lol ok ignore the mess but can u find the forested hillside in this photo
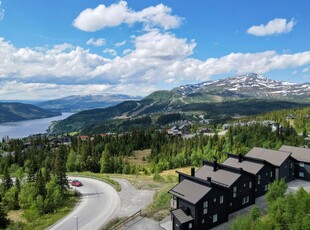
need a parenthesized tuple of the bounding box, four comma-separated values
(239, 106, 310, 133)
(0, 106, 309, 228)
(0, 103, 61, 123)
(52, 99, 308, 134)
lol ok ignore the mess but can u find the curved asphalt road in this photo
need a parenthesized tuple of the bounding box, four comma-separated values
(48, 176, 120, 230)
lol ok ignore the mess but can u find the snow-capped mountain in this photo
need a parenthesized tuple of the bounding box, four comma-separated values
(37, 94, 142, 112)
(172, 73, 310, 102)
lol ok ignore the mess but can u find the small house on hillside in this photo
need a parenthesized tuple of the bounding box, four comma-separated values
(246, 147, 295, 183)
(279, 145, 310, 181)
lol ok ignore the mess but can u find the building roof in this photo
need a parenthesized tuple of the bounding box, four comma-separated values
(279, 145, 310, 163)
(171, 208, 194, 224)
(246, 147, 291, 167)
(222, 157, 264, 175)
(195, 165, 241, 187)
(169, 179, 211, 204)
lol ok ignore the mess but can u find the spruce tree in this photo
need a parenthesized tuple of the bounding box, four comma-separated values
(0, 203, 9, 229)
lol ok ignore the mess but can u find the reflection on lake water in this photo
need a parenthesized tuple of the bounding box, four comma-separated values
(0, 113, 73, 140)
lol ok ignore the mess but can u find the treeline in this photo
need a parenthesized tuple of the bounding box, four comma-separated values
(149, 124, 303, 172)
(241, 106, 310, 133)
(0, 123, 305, 177)
(229, 180, 310, 229)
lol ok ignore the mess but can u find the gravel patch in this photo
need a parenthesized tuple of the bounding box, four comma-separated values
(113, 178, 155, 218)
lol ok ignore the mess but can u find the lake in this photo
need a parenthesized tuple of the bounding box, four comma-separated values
(0, 113, 73, 140)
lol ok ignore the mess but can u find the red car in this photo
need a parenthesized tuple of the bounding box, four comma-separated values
(70, 180, 83, 187)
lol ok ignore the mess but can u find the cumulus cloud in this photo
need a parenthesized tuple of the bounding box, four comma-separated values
(103, 48, 117, 56)
(247, 18, 296, 36)
(86, 37, 106, 46)
(1, 34, 310, 99)
(0, 1, 4, 21)
(131, 30, 196, 60)
(73, 1, 182, 32)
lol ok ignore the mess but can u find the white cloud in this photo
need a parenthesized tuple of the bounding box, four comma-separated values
(130, 30, 196, 60)
(1, 34, 310, 100)
(302, 67, 309, 73)
(103, 48, 117, 56)
(247, 18, 296, 36)
(0, 81, 112, 100)
(73, 1, 182, 32)
(86, 37, 106, 47)
(115, 40, 126, 47)
(0, 1, 4, 21)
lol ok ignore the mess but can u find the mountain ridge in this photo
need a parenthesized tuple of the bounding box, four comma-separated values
(37, 93, 142, 112)
(51, 73, 310, 134)
(172, 73, 310, 102)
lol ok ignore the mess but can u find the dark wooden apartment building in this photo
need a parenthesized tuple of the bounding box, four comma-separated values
(169, 145, 310, 230)
(223, 153, 274, 198)
(279, 145, 310, 181)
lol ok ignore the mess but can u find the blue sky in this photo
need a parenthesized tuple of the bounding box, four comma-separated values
(0, 0, 309, 100)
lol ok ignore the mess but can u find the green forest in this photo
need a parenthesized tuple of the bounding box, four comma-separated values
(0, 106, 309, 228)
(229, 180, 310, 230)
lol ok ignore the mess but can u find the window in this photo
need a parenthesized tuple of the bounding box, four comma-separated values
(220, 195, 224, 204)
(244, 183, 246, 187)
(189, 223, 193, 229)
(213, 198, 217, 203)
(203, 201, 208, 214)
(266, 172, 268, 176)
(264, 185, 268, 191)
(299, 172, 305, 177)
(257, 175, 261, 185)
(249, 181, 252, 189)
(243, 196, 250, 204)
(299, 162, 305, 167)
(270, 171, 273, 177)
(233, 186, 237, 198)
(290, 163, 293, 169)
(230, 202, 232, 206)
(213, 214, 218, 223)
(201, 219, 205, 224)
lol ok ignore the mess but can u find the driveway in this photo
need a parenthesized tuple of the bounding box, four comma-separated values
(48, 176, 120, 230)
(114, 178, 155, 217)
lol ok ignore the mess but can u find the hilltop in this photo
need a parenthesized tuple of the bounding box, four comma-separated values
(0, 102, 61, 123)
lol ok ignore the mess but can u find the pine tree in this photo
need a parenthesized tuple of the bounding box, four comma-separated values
(0, 203, 9, 229)
(53, 145, 68, 193)
(2, 164, 13, 193)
